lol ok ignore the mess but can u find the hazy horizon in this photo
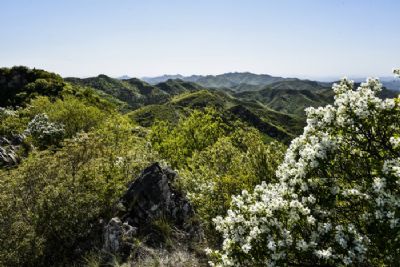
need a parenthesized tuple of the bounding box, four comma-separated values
(1, 0, 399, 79)
(65, 71, 400, 83)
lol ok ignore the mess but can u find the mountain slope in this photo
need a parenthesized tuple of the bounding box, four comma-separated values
(65, 76, 203, 109)
(129, 89, 304, 143)
(234, 80, 398, 118)
(66, 74, 399, 143)
(66, 75, 167, 109)
(233, 80, 332, 116)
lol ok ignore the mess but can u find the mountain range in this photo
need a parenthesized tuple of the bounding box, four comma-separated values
(141, 72, 288, 88)
(140, 72, 400, 91)
(64, 72, 398, 144)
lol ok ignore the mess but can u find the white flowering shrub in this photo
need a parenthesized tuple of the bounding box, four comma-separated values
(26, 113, 65, 148)
(0, 107, 16, 118)
(208, 75, 400, 266)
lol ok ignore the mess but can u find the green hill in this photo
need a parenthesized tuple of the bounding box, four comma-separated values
(65, 76, 203, 109)
(65, 73, 399, 143)
(129, 89, 302, 143)
(234, 81, 333, 117)
(0, 66, 67, 107)
(66, 75, 169, 109)
(155, 79, 204, 95)
(233, 80, 398, 117)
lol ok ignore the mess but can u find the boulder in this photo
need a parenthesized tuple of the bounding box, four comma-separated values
(0, 134, 25, 167)
(103, 163, 202, 257)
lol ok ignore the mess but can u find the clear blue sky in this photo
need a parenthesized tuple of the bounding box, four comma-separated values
(1, 0, 399, 79)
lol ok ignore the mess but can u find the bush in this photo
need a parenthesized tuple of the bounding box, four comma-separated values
(150, 108, 228, 169)
(26, 113, 65, 148)
(0, 107, 29, 137)
(209, 74, 400, 266)
(178, 127, 285, 240)
(0, 115, 159, 266)
(28, 96, 107, 138)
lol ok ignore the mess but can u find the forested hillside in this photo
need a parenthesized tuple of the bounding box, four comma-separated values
(1, 66, 399, 267)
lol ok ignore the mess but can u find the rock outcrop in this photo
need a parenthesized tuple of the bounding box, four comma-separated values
(0, 134, 25, 167)
(103, 163, 202, 257)
(103, 217, 137, 256)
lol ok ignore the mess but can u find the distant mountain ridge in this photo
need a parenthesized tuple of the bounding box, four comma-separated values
(141, 72, 288, 88)
(379, 77, 400, 91)
(141, 72, 400, 91)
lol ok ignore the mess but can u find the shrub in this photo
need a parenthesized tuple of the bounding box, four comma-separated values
(0, 115, 158, 266)
(178, 127, 285, 240)
(209, 74, 400, 266)
(28, 96, 107, 138)
(25, 113, 64, 148)
(0, 107, 29, 137)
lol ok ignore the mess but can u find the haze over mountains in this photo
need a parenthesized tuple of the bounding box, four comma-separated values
(138, 72, 400, 91)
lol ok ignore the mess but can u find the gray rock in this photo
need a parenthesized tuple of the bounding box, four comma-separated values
(103, 163, 202, 257)
(0, 134, 25, 167)
(103, 217, 137, 254)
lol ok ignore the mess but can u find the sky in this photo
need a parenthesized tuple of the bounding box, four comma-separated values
(1, 0, 399, 79)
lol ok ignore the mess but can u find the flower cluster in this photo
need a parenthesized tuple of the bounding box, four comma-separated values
(0, 107, 16, 118)
(208, 73, 400, 266)
(26, 113, 65, 148)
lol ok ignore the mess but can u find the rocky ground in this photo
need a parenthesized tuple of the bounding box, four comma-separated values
(102, 163, 207, 266)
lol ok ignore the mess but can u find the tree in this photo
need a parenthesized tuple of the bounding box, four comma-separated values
(150, 108, 228, 168)
(178, 127, 285, 241)
(209, 72, 400, 266)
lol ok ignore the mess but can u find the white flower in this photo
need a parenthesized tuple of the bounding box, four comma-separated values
(267, 240, 276, 251)
(315, 247, 333, 259)
(390, 137, 400, 149)
(241, 243, 251, 253)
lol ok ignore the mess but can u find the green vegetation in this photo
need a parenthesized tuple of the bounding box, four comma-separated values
(0, 116, 158, 266)
(0, 66, 67, 107)
(150, 108, 228, 169)
(234, 81, 333, 116)
(149, 108, 286, 242)
(177, 127, 285, 239)
(0, 67, 159, 266)
(1, 66, 399, 266)
(65, 76, 202, 110)
(67, 74, 303, 141)
(0, 67, 292, 265)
